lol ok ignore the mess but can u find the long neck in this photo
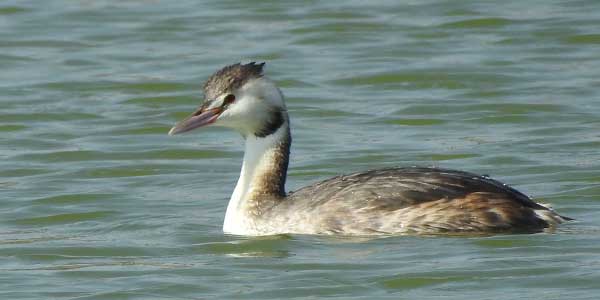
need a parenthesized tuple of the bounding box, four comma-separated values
(223, 119, 291, 233)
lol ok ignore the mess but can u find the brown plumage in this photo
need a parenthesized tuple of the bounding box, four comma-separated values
(169, 62, 571, 236)
(258, 167, 570, 235)
(244, 126, 291, 217)
(203, 62, 265, 101)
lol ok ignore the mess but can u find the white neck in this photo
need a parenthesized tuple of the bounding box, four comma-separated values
(223, 122, 290, 235)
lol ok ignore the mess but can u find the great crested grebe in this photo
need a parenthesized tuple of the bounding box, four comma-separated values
(168, 62, 570, 236)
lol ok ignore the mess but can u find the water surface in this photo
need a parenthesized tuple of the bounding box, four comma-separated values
(2, 0, 600, 299)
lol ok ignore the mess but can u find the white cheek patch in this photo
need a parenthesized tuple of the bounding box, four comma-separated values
(240, 78, 285, 108)
(207, 96, 225, 110)
(210, 77, 286, 136)
(217, 96, 267, 129)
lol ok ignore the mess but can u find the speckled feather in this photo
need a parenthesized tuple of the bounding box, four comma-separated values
(203, 62, 265, 100)
(173, 63, 569, 236)
(255, 167, 565, 235)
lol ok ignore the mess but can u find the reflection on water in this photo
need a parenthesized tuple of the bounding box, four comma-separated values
(1, 0, 599, 299)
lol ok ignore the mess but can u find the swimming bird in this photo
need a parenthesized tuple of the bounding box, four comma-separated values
(168, 62, 570, 236)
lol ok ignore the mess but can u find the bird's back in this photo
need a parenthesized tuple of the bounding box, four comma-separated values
(263, 167, 565, 235)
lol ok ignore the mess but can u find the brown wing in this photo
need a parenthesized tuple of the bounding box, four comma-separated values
(287, 167, 547, 211)
(278, 167, 562, 234)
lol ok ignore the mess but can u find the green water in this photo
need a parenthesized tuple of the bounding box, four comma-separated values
(2, 1, 599, 299)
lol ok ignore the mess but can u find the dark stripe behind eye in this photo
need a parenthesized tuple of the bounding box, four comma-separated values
(254, 108, 284, 138)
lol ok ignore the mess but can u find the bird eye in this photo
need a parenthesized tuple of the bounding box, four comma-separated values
(223, 94, 236, 105)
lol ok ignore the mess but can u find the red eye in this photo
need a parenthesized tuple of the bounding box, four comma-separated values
(224, 94, 235, 105)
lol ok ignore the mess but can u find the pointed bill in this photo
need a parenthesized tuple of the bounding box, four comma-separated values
(168, 106, 222, 135)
